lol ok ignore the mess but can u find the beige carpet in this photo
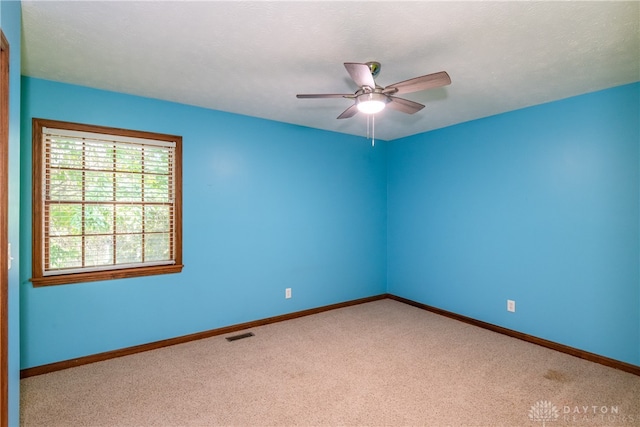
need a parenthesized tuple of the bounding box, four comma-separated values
(20, 299, 640, 426)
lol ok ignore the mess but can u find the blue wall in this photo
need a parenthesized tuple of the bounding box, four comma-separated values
(388, 83, 640, 365)
(1, 0, 21, 425)
(18, 76, 640, 372)
(20, 77, 388, 369)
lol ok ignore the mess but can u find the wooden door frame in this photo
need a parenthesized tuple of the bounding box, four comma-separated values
(0, 28, 9, 427)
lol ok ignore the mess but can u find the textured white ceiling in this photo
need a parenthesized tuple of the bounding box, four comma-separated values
(21, 1, 640, 141)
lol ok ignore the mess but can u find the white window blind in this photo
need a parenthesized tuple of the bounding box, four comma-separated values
(42, 126, 177, 276)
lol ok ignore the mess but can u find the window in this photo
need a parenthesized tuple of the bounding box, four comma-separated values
(31, 118, 183, 286)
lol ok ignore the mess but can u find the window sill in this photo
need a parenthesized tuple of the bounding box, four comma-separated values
(30, 264, 184, 287)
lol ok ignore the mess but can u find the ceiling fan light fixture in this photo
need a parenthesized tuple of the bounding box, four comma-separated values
(356, 92, 387, 114)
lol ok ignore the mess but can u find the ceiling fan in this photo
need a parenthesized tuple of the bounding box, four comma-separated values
(296, 62, 451, 119)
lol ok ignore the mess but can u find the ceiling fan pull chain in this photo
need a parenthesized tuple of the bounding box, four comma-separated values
(372, 115, 375, 147)
(365, 114, 375, 147)
(366, 114, 370, 140)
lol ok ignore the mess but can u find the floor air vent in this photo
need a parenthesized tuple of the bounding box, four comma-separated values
(225, 332, 255, 342)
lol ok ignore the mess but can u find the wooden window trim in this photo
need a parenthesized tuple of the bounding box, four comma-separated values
(1, 29, 9, 427)
(31, 118, 183, 287)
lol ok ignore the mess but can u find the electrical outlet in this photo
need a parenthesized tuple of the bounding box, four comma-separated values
(507, 299, 516, 313)
(285, 288, 292, 299)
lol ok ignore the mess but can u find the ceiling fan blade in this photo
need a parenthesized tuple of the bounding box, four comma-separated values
(344, 63, 376, 88)
(297, 93, 355, 99)
(337, 104, 359, 119)
(383, 71, 451, 95)
(386, 96, 425, 114)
